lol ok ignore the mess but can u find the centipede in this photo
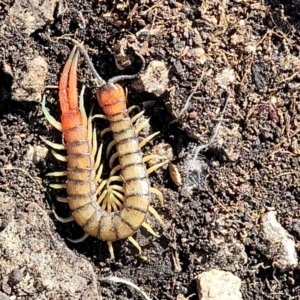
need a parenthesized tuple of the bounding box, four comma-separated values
(41, 44, 167, 259)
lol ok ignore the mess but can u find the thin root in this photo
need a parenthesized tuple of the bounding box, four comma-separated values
(98, 276, 153, 300)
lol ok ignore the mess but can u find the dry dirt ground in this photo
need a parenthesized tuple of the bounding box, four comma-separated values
(1, 0, 300, 299)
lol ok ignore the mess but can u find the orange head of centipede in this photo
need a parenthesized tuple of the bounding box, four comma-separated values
(96, 83, 127, 116)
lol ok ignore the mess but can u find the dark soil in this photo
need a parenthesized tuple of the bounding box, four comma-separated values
(1, 0, 300, 299)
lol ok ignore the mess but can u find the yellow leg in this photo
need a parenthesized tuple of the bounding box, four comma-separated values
(128, 105, 140, 116)
(92, 128, 97, 157)
(50, 183, 67, 189)
(147, 160, 168, 175)
(109, 185, 124, 193)
(150, 187, 164, 205)
(127, 236, 142, 256)
(109, 152, 119, 168)
(131, 110, 145, 124)
(97, 189, 107, 205)
(67, 233, 89, 243)
(107, 175, 123, 185)
(40, 136, 66, 150)
(143, 154, 167, 163)
(141, 222, 160, 237)
(110, 164, 122, 176)
(53, 210, 74, 223)
(96, 179, 107, 196)
(92, 113, 107, 121)
(111, 190, 124, 205)
(42, 95, 62, 131)
(106, 140, 116, 157)
(139, 132, 160, 148)
(100, 126, 111, 137)
(94, 144, 103, 183)
(51, 150, 68, 162)
(46, 171, 68, 177)
(148, 206, 164, 226)
(107, 241, 115, 260)
(57, 196, 68, 203)
(79, 85, 88, 128)
(135, 119, 149, 135)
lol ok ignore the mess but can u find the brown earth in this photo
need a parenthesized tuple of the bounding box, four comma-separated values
(0, 0, 300, 299)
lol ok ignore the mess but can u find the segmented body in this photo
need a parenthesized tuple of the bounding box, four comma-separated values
(96, 83, 151, 240)
(42, 45, 165, 259)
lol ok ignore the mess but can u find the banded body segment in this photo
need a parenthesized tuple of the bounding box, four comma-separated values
(43, 45, 165, 259)
(55, 53, 127, 245)
(97, 83, 151, 232)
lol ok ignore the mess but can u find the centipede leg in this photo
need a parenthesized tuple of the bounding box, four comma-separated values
(109, 164, 122, 176)
(127, 105, 140, 116)
(94, 144, 104, 183)
(143, 154, 167, 163)
(51, 150, 68, 162)
(50, 183, 67, 189)
(127, 236, 142, 256)
(107, 241, 115, 260)
(57, 196, 68, 203)
(96, 179, 108, 197)
(41, 95, 63, 132)
(46, 170, 68, 177)
(150, 187, 164, 205)
(109, 152, 119, 168)
(100, 126, 111, 137)
(52, 210, 74, 223)
(130, 110, 144, 124)
(40, 136, 66, 151)
(148, 206, 164, 226)
(147, 160, 169, 175)
(134, 119, 150, 135)
(139, 132, 160, 148)
(67, 233, 89, 243)
(141, 222, 160, 237)
(79, 85, 88, 128)
(106, 140, 116, 157)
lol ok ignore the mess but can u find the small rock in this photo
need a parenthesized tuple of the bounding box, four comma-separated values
(177, 294, 188, 300)
(0, 201, 100, 298)
(24, 144, 49, 164)
(188, 47, 207, 65)
(11, 55, 48, 102)
(0, 192, 14, 231)
(148, 142, 173, 173)
(179, 146, 208, 196)
(33, 145, 49, 164)
(215, 68, 235, 89)
(196, 269, 242, 300)
(260, 211, 298, 271)
(1, 283, 11, 296)
(8, 269, 22, 286)
(24, 145, 35, 162)
(133, 60, 169, 96)
(212, 124, 241, 162)
(189, 111, 198, 119)
(208, 236, 248, 272)
(0, 291, 10, 300)
(113, 38, 132, 70)
(9, 0, 57, 36)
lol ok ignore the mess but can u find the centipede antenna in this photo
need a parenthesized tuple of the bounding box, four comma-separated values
(79, 45, 107, 87)
(108, 51, 146, 84)
(65, 38, 107, 87)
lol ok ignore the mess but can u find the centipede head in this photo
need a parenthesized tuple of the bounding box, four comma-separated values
(96, 83, 127, 116)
